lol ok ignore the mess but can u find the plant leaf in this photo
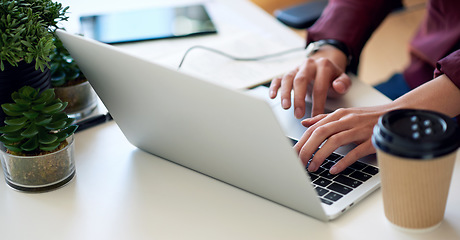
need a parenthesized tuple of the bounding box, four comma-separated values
(38, 131, 58, 144)
(64, 125, 78, 135)
(21, 124, 38, 138)
(21, 40, 33, 48)
(42, 102, 63, 114)
(34, 115, 52, 126)
(13, 98, 31, 107)
(11, 92, 20, 101)
(23, 110, 39, 119)
(2, 103, 28, 113)
(62, 118, 75, 128)
(4, 144, 22, 153)
(54, 131, 69, 143)
(59, 101, 68, 112)
(51, 112, 68, 122)
(1, 133, 24, 142)
(44, 120, 66, 130)
(4, 116, 28, 126)
(0, 124, 24, 133)
(0, 135, 19, 145)
(39, 142, 60, 152)
(19, 86, 37, 100)
(31, 102, 46, 111)
(2, 108, 23, 117)
(33, 89, 55, 104)
(20, 135, 38, 152)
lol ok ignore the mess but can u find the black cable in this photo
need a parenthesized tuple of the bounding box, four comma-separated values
(177, 45, 304, 69)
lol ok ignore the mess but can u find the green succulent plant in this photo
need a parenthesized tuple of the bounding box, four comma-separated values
(0, 86, 78, 155)
(50, 36, 86, 87)
(0, 0, 69, 71)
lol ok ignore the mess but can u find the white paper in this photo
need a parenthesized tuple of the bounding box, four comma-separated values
(158, 32, 307, 89)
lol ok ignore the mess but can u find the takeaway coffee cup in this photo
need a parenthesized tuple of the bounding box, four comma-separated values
(372, 109, 460, 230)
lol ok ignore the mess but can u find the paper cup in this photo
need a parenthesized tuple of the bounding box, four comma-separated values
(372, 109, 459, 230)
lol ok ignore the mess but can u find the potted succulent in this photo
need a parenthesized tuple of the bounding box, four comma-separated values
(50, 36, 98, 119)
(0, 86, 78, 192)
(0, 0, 69, 125)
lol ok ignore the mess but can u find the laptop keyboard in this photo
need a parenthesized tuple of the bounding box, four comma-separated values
(307, 152, 379, 205)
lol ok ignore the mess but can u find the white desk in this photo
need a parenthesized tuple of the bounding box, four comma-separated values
(1, 0, 459, 239)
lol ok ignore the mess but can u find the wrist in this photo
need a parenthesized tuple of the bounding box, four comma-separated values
(306, 39, 351, 71)
(308, 45, 349, 71)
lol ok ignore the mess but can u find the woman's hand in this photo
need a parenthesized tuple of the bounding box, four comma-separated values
(269, 45, 351, 118)
(294, 105, 392, 174)
(288, 62, 460, 175)
(293, 74, 460, 174)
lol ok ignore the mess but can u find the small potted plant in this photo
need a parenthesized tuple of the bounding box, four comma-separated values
(0, 0, 69, 125)
(50, 36, 98, 119)
(0, 86, 78, 192)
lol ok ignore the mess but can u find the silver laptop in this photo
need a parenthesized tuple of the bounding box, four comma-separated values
(56, 30, 380, 221)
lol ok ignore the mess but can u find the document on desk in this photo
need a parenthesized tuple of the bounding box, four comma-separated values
(159, 32, 307, 89)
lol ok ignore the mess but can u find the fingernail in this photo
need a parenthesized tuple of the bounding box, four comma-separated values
(334, 80, 348, 94)
(301, 119, 310, 127)
(295, 107, 303, 119)
(336, 81, 345, 92)
(282, 99, 289, 109)
(329, 166, 338, 175)
(308, 162, 316, 172)
(269, 90, 275, 98)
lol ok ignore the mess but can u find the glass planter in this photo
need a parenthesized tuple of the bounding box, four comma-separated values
(0, 136, 76, 192)
(55, 80, 98, 120)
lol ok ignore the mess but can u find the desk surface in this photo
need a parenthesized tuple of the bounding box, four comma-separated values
(1, 0, 460, 239)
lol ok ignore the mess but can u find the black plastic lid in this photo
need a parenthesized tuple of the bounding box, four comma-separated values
(372, 109, 460, 159)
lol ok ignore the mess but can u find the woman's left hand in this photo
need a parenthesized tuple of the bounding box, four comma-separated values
(294, 74, 460, 175)
(294, 105, 391, 174)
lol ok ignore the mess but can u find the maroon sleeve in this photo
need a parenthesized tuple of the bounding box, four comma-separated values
(435, 50, 460, 90)
(306, 0, 403, 71)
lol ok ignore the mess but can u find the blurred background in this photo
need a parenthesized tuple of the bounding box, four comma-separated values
(250, 0, 427, 86)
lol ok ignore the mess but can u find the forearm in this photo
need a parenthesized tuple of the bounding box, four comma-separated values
(390, 75, 460, 117)
(307, 0, 402, 71)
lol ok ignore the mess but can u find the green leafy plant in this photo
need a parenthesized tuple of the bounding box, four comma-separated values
(50, 36, 86, 87)
(0, 86, 78, 155)
(0, 0, 69, 72)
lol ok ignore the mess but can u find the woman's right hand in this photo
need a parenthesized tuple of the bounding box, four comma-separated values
(268, 45, 351, 118)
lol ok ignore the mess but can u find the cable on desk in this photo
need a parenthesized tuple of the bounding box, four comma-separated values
(177, 45, 305, 70)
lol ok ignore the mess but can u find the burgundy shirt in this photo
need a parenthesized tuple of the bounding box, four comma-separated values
(306, 0, 460, 90)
